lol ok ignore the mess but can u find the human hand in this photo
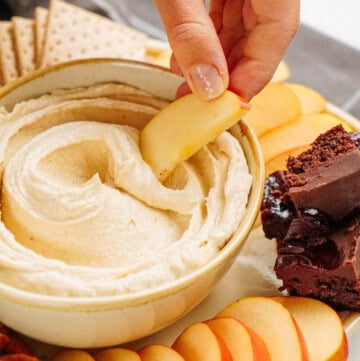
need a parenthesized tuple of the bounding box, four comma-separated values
(153, 0, 299, 101)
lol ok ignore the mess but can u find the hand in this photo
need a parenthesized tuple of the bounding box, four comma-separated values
(153, 0, 300, 100)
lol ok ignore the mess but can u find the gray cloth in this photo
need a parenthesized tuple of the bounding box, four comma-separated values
(285, 24, 360, 119)
(5, 0, 106, 16)
(5, 0, 100, 17)
(4, 0, 166, 39)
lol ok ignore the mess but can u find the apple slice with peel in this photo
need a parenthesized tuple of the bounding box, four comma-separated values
(53, 350, 95, 361)
(94, 348, 141, 361)
(172, 322, 233, 361)
(272, 296, 348, 361)
(270, 61, 291, 83)
(138, 344, 185, 361)
(140, 91, 249, 181)
(205, 317, 271, 361)
(217, 297, 309, 361)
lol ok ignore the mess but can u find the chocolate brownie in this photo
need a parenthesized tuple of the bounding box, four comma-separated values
(261, 125, 360, 311)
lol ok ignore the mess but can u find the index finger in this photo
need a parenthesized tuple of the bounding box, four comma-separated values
(229, 0, 300, 98)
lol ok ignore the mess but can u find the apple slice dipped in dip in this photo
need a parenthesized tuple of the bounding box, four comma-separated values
(140, 91, 250, 181)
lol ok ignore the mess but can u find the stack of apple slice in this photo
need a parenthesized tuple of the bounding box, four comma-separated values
(244, 81, 354, 177)
(245, 79, 356, 227)
(53, 296, 348, 361)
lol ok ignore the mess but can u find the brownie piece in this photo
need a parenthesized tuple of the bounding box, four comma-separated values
(261, 125, 360, 311)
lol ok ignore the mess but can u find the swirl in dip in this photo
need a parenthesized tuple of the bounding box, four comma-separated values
(0, 83, 252, 297)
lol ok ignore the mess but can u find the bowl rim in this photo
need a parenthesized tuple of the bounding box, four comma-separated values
(0, 58, 176, 103)
(326, 102, 360, 130)
(0, 58, 264, 310)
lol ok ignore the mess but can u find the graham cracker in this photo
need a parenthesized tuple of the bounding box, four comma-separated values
(12, 16, 36, 76)
(40, 0, 148, 68)
(0, 21, 19, 84)
(34, 7, 49, 67)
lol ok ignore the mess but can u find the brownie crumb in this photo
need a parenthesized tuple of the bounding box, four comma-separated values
(287, 125, 356, 174)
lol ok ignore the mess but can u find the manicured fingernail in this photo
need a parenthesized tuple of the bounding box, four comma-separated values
(189, 64, 226, 100)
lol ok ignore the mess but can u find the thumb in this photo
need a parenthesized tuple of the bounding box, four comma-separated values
(154, 0, 229, 100)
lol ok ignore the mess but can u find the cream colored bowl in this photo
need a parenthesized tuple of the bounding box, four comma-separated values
(0, 59, 264, 348)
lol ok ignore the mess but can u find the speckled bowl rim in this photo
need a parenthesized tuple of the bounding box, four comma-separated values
(0, 58, 264, 311)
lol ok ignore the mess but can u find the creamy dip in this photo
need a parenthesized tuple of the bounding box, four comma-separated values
(0, 83, 252, 297)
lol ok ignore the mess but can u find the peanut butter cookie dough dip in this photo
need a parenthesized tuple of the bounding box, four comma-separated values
(0, 83, 252, 297)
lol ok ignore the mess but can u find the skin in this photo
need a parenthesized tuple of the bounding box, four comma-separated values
(153, 0, 300, 100)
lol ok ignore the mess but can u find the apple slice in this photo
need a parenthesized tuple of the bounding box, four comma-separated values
(205, 317, 271, 361)
(146, 48, 172, 68)
(285, 83, 327, 114)
(260, 113, 353, 163)
(265, 145, 309, 176)
(138, 344, 185, 361)
(53, 350, 95, 361)
(172, 322, 233, 361)
(140, 91, 249, 181)
(270, 61, 291, 83)
(272, 296, 348, 361)
(94, 348, 141, 361)
(216, 297, 309, 361)
(245, 83, 301, 137)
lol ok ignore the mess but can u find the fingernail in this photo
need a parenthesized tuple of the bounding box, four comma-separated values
(189, 64, 226, 101)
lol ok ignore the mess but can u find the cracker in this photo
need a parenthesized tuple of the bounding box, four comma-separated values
(0, 21, 19, 84)
(11, 16, 36, 76)
(40, 0, 148, 68)
(34, 7, 49, 67)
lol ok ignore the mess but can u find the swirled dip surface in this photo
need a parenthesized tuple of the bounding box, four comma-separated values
(0, 83, 252, 297)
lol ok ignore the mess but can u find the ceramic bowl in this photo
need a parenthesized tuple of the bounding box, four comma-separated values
(0, 59, 264, 348)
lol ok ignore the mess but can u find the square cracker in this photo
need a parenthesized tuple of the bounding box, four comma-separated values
(40, 0, 148, 68)
(0, 21, 19, 84)
(12, 16, 36, 76)
(34, 7, 49, 67)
